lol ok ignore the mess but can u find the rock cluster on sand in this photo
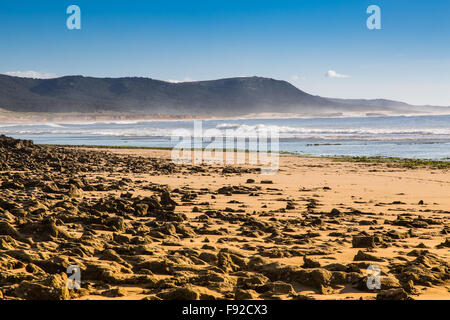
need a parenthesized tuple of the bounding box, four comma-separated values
(0, 135, 449, 300)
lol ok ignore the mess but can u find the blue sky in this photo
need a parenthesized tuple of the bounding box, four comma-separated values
(0, 0, 449, 105)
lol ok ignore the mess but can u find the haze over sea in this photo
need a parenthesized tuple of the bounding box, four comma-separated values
(2, 115, 450, 160)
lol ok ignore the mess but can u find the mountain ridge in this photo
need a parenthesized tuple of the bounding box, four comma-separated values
(0, 74, 446, 116)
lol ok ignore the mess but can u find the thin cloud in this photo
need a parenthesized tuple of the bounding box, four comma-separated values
(291, 74, 305, 81)
(167, 77, 195, 83)
(3, 70, 58, 79)
(326, 70, 349, 79)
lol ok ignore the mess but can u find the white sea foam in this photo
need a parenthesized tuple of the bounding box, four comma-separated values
(2, 116, 450, 140)
(214, 123, 450, 137)
(3, 115, 450, 159)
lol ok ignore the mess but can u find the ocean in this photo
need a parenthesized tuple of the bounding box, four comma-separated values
(2, 114, 450, 160)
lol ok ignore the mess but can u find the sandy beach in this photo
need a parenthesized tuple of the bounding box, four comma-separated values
(0, 137, 448, 300)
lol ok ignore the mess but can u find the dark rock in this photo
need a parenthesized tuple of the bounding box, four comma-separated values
(68, 185, 83, 198)
(376, 288, 410, 300)
(302, 256, 321, 268)
(134, 204, 149, 217)
(352, 235, 376, 248)
(14, 274, 70, 300)
(234, 289, 257, 300)
(436, 238, 450, 249)
(328, 208, 342, 217)
(286, 202, 295, 210)
(157, 287, 199, 300)
(270, 281, 294, 294)
(101, 287, 126, 297)
(353, 250, 385, 262)
(160, 191, 178, 211)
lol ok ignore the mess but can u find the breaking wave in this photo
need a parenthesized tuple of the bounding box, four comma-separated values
(1, 115, 450, 141)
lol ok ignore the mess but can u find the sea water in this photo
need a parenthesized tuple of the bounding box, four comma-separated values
(1, 115, 450, 160)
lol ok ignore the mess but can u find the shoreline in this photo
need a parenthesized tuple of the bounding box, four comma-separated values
(49, 144, 450, 169)
(2, 110, 450, 125)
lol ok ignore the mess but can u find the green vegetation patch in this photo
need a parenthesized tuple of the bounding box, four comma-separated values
(331, 156, 450, 169)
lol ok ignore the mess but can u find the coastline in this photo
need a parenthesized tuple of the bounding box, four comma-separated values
(2, 109, 450, 125)
(47, 144, 450, 169)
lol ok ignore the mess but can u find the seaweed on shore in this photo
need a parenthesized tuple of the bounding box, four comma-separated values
(331, 156, 450, 169)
